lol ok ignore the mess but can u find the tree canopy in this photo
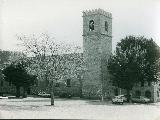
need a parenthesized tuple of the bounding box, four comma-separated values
(2, 60, 36, 97)
(108, 36, 160, 91)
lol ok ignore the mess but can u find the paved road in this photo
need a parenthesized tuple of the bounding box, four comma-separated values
(0, 97, 160, 120)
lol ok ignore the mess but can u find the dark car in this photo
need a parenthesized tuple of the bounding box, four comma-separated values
(59, 92, 72, 98)
(131, 96, 150, 103)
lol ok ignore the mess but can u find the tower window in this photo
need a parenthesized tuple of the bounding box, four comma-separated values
(89, 20, 94, 31)
(105, 21, 108, 31)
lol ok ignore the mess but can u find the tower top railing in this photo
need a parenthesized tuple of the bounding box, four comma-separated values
(82, 8, 112, 18)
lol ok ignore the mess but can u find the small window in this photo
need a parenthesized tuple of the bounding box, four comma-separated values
(66, 79, 71, 87)
(55, 83, 60, 87)
(105, 21, 108, 31)
(89, 20, 94, 31)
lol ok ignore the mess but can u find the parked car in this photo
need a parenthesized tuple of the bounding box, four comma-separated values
(38, 92, 51, 98)
(117, 95, 127, 102)
(59, 92, 72, 98)
(112, 96, 124, 104)
(0, 96, 8, 99)
(131, 96, 150, 103)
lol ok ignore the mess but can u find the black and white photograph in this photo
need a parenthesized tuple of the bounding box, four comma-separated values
(0, 0, 160, 119)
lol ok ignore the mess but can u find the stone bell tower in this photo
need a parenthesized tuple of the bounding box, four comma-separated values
(82, 9, 112, 99)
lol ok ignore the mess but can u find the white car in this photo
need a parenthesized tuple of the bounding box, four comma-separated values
(118, 95, 127, 102)
(38, 92, 50, 98)
(112, 96, 124, 104)
(0, 96, 8, 99)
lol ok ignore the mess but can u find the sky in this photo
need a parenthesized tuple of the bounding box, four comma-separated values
(0, 0, 160, 52)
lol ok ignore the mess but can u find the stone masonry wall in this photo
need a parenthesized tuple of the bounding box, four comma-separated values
(82, 9, 112, 99)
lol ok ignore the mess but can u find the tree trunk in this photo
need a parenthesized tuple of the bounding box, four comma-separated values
(16, 86, 20, 98)
(101, 81, 104, 102)
(79, 87, 83, 98)
(101, 85, 104, 102)
(126, 89, 130, 103)
(50, 81, 54, 106)
(79, 79, 83, 98)
(23, 86, 27, 98)
(101, 95, 104, 102)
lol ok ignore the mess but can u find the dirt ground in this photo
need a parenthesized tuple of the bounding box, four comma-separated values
(0, 97, 160, 120)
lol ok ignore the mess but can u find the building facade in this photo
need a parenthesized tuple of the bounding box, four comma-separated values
(82, 9, 113, 99)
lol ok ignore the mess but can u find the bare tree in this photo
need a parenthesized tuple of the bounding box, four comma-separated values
(17, 33, 85, 105)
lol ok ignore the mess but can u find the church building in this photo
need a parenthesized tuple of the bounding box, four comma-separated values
(0, 8, 160, 102)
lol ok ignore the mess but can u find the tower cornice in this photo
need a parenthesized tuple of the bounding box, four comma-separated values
(82, 8, 112, 19)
